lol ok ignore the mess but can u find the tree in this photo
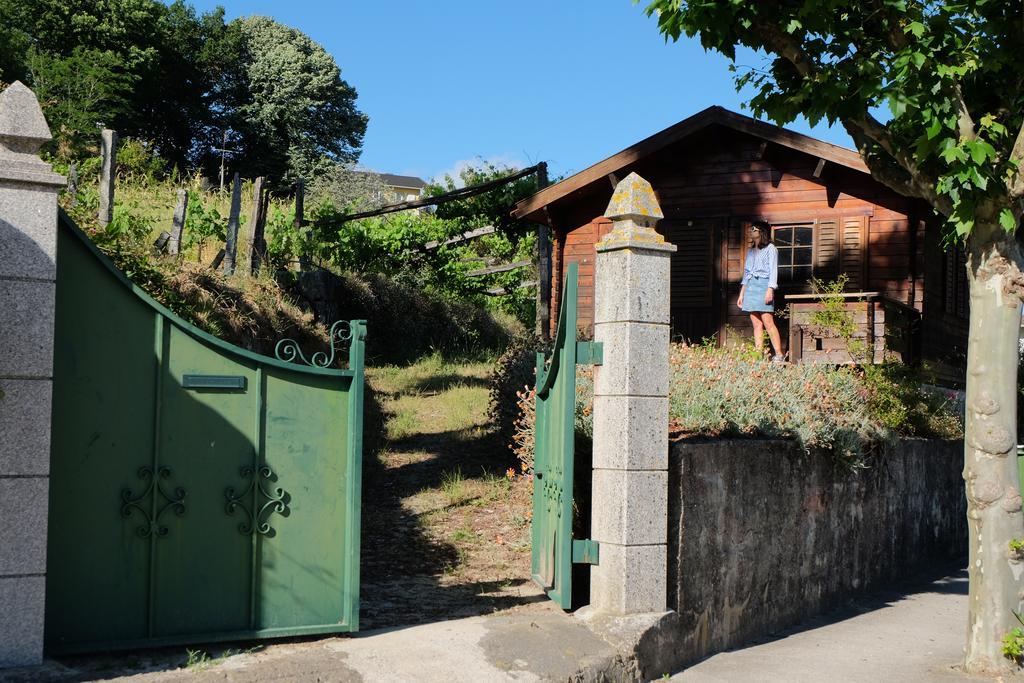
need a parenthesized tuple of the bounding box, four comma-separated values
(642, 0, 1023, 672)
(26, 46, 136, 159)
(0, 0, 223, 168)
(224, 16, 368, 184)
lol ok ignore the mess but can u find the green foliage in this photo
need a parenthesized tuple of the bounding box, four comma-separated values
(861, 363, 962, 439)
(182, 196, 225, 261)
(116, 138, 168, 182)
(802, 276, 962, 438)
(805, 275, 861, 358)
(1010, 538, 1024, 556)
(2, 0, 366, 178)
(228, 16, 366, 183)
(26, 46, 136, 159)
(642, 0, 1024, 239)
(427, 160, 540, 230)
(1003, 612, 1024, 664)
(283, 161, 543, 328)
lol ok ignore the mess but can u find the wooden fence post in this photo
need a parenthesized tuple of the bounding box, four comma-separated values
(223, 172, 241, 276)
(250, 176, 268, 275)
(535, 162, 552, 341)
(98, 129, 118, 228)
(169, 189, 188, 256)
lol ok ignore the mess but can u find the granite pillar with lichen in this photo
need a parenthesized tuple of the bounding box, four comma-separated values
(0, 81, 65, 668)
(589, 172, 675, 614)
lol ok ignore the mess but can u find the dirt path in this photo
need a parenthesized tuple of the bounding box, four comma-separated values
(360, 354, 546, 629)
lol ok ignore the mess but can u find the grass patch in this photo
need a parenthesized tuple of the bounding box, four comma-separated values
(440, 468, 467, 506)
(386, 401, 421, 441)
(451, 524, 476, 543)
(183, 646, 258, 671)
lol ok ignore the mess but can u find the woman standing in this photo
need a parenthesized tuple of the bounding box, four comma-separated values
(737, 222, 785, 361)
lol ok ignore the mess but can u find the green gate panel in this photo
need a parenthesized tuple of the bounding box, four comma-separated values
(46, 227, 155, 647)
(530, 263, 600, 610)
(153, 323, 256, 637)
(259, 369, 354, 631)
(46, 211, 365, 654)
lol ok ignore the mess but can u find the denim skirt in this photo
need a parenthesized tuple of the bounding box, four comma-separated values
(742, 276, 774, 313)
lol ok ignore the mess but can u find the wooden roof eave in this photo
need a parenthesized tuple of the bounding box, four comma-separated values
(512, 106, 870, 224)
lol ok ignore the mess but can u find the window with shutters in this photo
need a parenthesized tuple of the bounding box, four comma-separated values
(762, 216, 865, 289)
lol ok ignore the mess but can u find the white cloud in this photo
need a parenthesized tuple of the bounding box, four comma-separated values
(430, 154, 529, 188)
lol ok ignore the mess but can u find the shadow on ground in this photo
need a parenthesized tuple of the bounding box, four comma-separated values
(359, 365, 544, 631)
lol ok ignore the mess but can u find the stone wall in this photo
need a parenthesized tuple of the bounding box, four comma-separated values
(667, 438, 966, 665)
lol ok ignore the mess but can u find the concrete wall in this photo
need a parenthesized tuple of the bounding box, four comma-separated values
(667, 438, 966, 665)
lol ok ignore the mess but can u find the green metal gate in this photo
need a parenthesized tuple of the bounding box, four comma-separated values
(45, 212, 365, 654)
(531, 262, 601, 609)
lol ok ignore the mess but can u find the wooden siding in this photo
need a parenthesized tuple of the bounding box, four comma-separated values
(555, 217, 611, 333)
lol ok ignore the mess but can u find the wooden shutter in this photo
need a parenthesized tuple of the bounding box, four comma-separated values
(840, 216, 866, 290)
(944, 248, 957, 315)
(814, 219, 839, 281)
(955, 247, 969, 318)
(943, 245, 969, 318)
(663, 219, 713, 308)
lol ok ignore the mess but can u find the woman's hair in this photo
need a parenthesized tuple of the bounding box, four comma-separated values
(748, 221, 772, 249)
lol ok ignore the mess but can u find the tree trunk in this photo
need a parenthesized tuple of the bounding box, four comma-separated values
(963, 223, 1024, 674)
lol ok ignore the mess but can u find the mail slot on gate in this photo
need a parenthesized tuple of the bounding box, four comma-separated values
(182, 374, 247, 391)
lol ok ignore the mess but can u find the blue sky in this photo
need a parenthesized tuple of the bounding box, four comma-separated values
(186, 1, 854, 183)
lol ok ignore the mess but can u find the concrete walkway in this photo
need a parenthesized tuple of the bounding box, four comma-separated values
(671, 569, 1017, 682)
(5, 602, 629, 682)
(7, 568, 1021, 682)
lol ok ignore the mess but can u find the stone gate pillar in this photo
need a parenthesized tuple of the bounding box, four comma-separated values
(590, 173, 674, 614)
(0, 82, 65, 667)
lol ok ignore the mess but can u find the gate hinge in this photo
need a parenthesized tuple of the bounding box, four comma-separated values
(572, 539, 600, 565)
(576, 341, 603, 366)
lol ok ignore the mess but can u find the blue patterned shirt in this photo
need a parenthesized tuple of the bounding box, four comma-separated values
(741, 244, 779, 290)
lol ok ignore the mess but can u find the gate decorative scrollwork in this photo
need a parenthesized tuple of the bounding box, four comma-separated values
(274, 320, 353, 368)
(225, 465, 287, 535)
(120, 466, 187, 538)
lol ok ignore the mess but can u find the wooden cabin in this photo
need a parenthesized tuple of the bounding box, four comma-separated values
(513, 106, 968, 380)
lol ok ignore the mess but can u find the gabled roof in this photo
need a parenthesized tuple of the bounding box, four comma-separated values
(512, 106, 868, 221)
(380, 173, 427, 190)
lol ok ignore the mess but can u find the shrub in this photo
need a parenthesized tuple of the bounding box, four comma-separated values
(488, 335, 547, 455)
(668, 343, 886, 465)
(505, 341, 964, 473)
(293, 268, 520, 364)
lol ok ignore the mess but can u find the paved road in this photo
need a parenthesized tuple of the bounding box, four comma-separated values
(671, 569, 1017, 682)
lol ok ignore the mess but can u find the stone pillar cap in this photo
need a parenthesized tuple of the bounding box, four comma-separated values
(598, 172, 674, 253)
(604, 172, 664, 222)
(0, 81, 65, 187)
(0, 81, 53, 144)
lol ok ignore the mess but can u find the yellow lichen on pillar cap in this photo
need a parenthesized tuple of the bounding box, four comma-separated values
(604, 172, 664, 223)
